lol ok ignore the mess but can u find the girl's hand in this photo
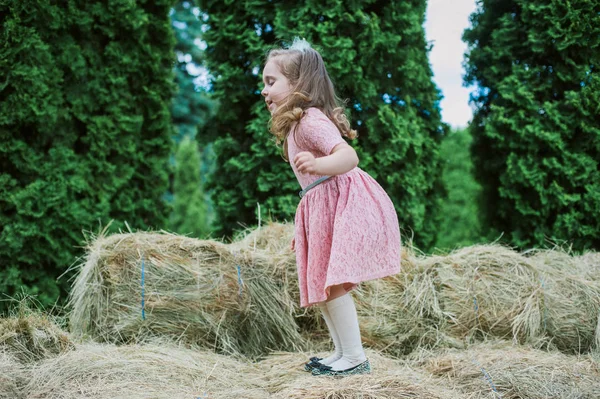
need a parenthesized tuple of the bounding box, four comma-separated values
(290, 237, 295, 252)
(294, 152, 319, 174)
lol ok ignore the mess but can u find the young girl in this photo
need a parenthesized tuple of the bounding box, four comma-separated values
(261, 38, 401, 377)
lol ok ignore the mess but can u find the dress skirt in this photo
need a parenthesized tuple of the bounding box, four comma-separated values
(294, 168, 401, 307)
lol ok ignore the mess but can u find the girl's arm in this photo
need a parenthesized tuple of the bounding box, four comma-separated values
(294, 143, 359, 176)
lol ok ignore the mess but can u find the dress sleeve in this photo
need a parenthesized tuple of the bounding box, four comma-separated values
(294, 108, 346, 156)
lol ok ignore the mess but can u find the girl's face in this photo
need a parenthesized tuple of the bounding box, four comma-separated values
(261, 59, 292, 114)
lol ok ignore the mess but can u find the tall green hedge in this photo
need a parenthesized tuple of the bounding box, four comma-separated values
(168, 0, 217, 235)
(0, 0, 176, 312)
(435, 128, 483, 250)
(464, 0, 600, 250)
(169, 137, 210, 237)
(170, 0, 215, 141)
(198, 0, 446, 250)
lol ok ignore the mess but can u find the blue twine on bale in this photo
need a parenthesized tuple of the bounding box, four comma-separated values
(472, 358, 502, 398)
(233, 250, 243, 297)
(141, 255, 146, 321)
(540, 277, 548, 332)
(473, 294, 483, 332)
(236, 264, 243, 296)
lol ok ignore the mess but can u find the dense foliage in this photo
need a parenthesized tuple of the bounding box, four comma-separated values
(169, 137, 210, 237)
(0, 0, 176, 313)
(435, 128, 483, 250)
(198, 0, 446, 250)
(168, 1, 215, 237)
(464, 0, 600, 250)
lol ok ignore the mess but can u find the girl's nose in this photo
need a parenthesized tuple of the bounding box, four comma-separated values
(261, 88, 268, 97)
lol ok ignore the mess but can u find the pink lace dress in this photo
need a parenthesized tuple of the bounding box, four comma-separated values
(288, 107, 401, 307)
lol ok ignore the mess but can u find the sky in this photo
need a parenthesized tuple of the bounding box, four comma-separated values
(424, 0, 478, 129)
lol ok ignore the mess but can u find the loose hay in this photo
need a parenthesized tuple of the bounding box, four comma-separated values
(4, 314, 600, 399)
(417, 341, 600, 398)
(25, 342, 268, 399)
(273, 374, 457, 399)
(0, 307, 74, 363)
(0, 350, 26, 399)
(258, 350, 464, 399)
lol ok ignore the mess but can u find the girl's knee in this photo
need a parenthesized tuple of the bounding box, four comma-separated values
(326, 284, 347, 301)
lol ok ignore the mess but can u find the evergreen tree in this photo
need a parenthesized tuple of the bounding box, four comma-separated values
(435, 128, 483, 250)
(464, 0, 600, 250)
(169, 1, 217, 232)
(169, 137, 210, 237)
(198, 0, 446, 250)
(170, 0, 215, 141)
(0, 0, 175, 313)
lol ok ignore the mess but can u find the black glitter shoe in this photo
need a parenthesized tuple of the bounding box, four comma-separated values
(311, 359, 371, 377)
(303, 356, 323, 372)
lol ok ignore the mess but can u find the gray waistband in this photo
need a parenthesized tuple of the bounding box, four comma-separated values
(299, 176, 333, 198)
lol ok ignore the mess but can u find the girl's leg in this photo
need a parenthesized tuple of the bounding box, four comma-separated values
(317, 302, 343, 365)
(327, 284, 348, 301)
(324, 287, 367, 371)
(308, 285, 351, 367)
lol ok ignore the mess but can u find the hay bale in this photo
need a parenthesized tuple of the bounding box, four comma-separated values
(525, 249, 600, 353)
(68, 222, 600, 358)
(355, 244, 545, 356)
(0, 311, 74, 363)
(24, 342, 269, 399)
(412, 244, 600, 354)
(355, 251, 465, 356)
(256, 350, 464, 399)
(421, 245, 541, 342)
(233, 225, 464, 356)
(231, 223, 464, 356)
(577, 252, 600, 279)
(67, 229, 304, 358)
(230, 222, 325, 333)
(0, 350, 26, 399)
(355, 242, 600, 356)
(233, 221, 295, 254)
(418, 341, 600, 398)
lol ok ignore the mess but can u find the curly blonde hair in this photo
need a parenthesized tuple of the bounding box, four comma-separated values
(265, 39, 357, 160)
